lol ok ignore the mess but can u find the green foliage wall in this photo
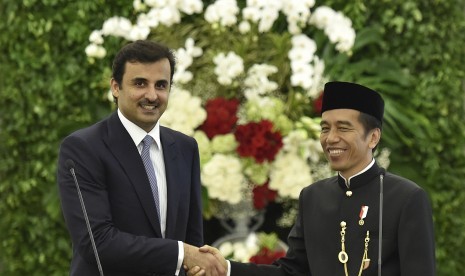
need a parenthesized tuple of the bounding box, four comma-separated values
(0, 0, 464, 275)
(0, 1, 129, 274)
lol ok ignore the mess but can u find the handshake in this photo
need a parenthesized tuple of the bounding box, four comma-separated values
(183, 244, 228, 276)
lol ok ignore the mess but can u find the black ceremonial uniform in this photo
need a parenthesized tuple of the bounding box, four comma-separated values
(230, 163, 436, 276)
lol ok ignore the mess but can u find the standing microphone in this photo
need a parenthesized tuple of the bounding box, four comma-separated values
(378, 168, 386, 276)
(66, 159, 104, 276)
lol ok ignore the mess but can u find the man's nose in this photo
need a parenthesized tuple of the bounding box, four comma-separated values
(326, 129, 340, 143)
(145, 86, 158, 101)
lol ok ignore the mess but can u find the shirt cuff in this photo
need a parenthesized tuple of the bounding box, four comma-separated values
(175, 241, 184, 276)
(227, 260, 231, 276)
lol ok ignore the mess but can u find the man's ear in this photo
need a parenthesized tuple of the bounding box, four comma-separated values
(368, 128, 381, 149)
(110, 78, 119, 98)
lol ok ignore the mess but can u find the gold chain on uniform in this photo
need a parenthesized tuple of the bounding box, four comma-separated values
(338, 221, 371, 276)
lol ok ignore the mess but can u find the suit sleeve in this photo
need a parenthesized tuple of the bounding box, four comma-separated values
(57, 134, 179, 275)
(398, 187, 436, 275)
(184, 138, 204, 247)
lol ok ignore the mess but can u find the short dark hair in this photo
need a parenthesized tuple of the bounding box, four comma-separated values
(111, 40, 176, 86)
(358, 112, 382, 152)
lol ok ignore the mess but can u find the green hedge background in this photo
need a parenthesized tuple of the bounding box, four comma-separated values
(1, 1, 464, 275)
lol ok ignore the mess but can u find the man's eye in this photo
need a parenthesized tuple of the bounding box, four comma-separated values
(135, 81, 145, 87)
(321, 127, 329, 133)
(155, 81, 168, 89)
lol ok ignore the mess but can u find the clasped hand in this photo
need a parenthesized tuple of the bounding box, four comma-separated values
(183, 244, 227, 276)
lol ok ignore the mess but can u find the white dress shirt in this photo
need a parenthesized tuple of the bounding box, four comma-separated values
(117, 109, 184, 275)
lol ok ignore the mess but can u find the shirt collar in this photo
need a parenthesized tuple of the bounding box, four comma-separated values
(117, 109, 161, 149)
(338, 159, 379, 190)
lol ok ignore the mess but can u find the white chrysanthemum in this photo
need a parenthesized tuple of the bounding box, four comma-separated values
(213, 52, 244, 85)
(211, 134, 237, 154)
(309, 6, 355, 53)
(281, 129, 322, 162)
(173, 70, 193, 84)
(126, 24, 150, 41)
(160, 87, 206, 135)
(269, 152, 313, 199)
(376, 148, 391, 169)
(290, 64, 314, 89)
(172, 39, 202, 84)
(133, 0, 145, 12)
(282, 129, 308, 154)
(289, 34, 320, 91)
(308, 6, 334, 29)
(174, 48, 194, 71)
(242, 96, 283, 123)
(306, 139, 323, 163)
(89, 30, 104, 44)
(218, 233, 260, 262)
(178, 0, 203, 15)
(102, 16, 132, 37)
(137, 11, 159, 28)
(243, 160, 270, 185)
(289, 35, 317, 61)
(297, 116, 322, 135)
(238, 20, 251, 34)
(230, 239, 259, 262)
(287, 22, 301, 35)
(242, 6, 261, 22)
(184, 38, 203, 57)
(243, 0, 282, 33)
(243, 64, 278, 99)
(85, 44, 107, 58)
(311, 162, 335, 182)
(201, 154, 245, 204)
(144, 0, 162, 7)
(281, 0, 315, 34)
(205, 0, 239, 27)
(305, 56, 325, 98)
(158, 6, 182, 26)
(257, 7, 279, 32)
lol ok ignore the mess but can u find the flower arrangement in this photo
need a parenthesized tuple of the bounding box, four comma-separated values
(217, 232, 287, 264)
(85, 0, 391, 227)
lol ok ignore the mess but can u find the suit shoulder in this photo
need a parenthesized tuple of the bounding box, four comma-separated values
(385, 172, 424, 192)
(161, 126, 196, 141)
(63, 117, 109, 143)
(301, 176, 338, 195)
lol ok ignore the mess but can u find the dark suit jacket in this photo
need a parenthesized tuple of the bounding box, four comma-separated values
(230, 163, 436, 276)
(57, 112, 203, 276)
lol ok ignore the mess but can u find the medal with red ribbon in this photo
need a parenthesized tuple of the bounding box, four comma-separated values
(359, 205, 369, 225)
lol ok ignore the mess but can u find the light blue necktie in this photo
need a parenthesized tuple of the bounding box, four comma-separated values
(141, 135, 161, 220)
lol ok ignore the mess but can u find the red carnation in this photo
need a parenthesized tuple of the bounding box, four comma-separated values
(313, 91, 323, 115)
(234, 120, 283, 163)
(200, 98, 239, 139)
(249, 247, 286, 264)
(253, 182, 278, 210)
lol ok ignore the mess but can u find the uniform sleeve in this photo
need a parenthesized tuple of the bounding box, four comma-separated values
(398, 187, 436, 275)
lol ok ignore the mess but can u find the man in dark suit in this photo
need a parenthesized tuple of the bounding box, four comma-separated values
(57, 40, 225, 276)
(188, 82, 436, 276)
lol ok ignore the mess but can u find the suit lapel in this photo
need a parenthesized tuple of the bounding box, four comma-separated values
(161, 127, 181, 239)
(103, 112, 163, 237)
